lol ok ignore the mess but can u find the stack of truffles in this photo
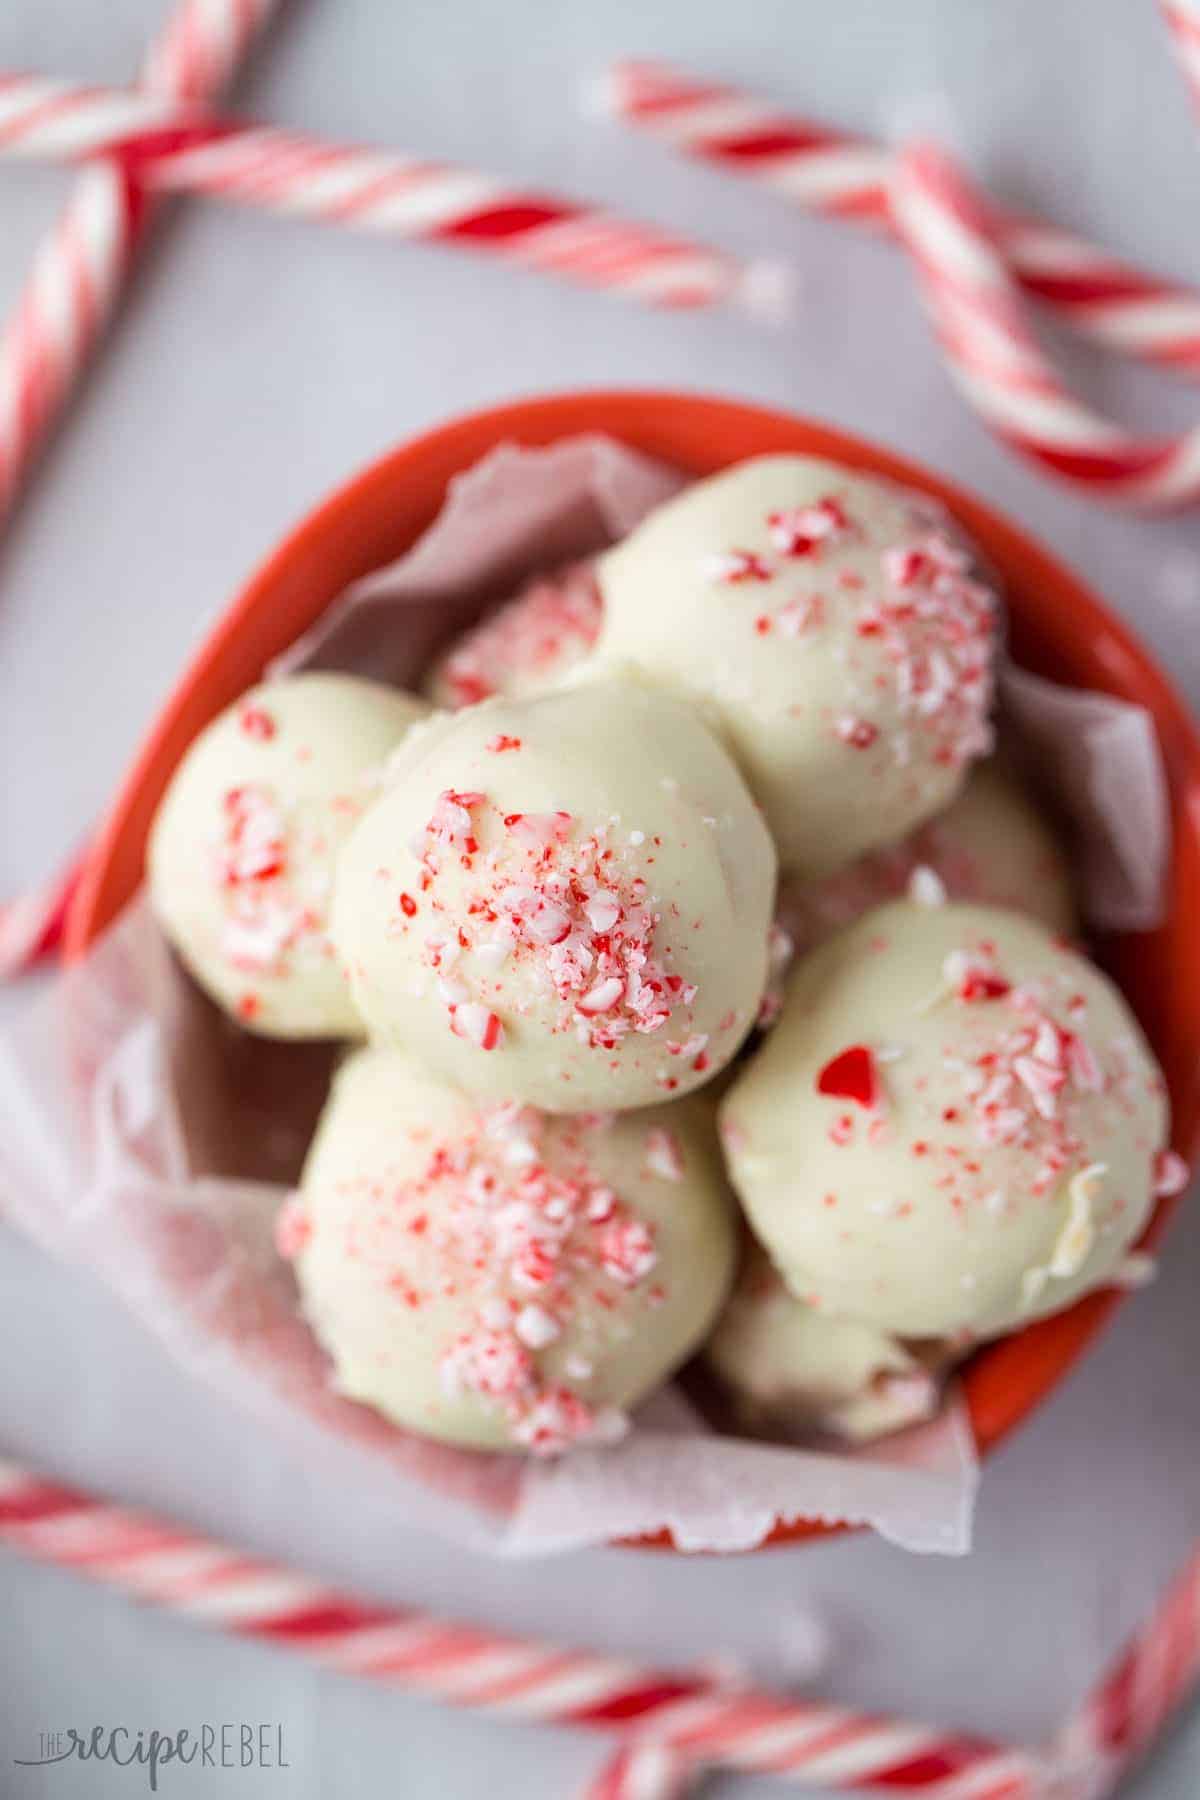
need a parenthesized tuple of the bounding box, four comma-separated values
(148, 456, 1174, 1458)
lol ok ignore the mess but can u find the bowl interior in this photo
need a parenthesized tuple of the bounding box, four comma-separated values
(67, 390, 1200, 1550)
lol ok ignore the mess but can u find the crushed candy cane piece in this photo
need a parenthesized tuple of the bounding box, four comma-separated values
(239, 704, 277, 741)
(451, 1003, 504, 1050)
(514, 1303, 561, 1349)
(767, 497, 848, 557)
(816, 1045, 881, 1109)
(599, 1217, 658, 1285)
(702, 549, 772, 584)
(1154, 1149, 1189, 1197)
(644, 1127, 684, 1181)
(835, 717, 879, 750)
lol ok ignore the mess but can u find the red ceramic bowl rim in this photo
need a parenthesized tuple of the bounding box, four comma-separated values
(65, 389, 1200, 1552)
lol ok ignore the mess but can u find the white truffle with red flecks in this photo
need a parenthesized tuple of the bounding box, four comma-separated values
(330, 679, 777, 1111)
(596, 457, 998, 878)
(719, 901, 1170, 1338)
(704, 1243, 949, 1443)
(774, 759, 1077, 958)
(287, 1048, 737, 1452)
(148, 673, 430, 1039)
(425, 562, 603, 709)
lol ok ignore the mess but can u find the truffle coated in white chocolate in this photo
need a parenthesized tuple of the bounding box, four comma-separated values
(425, 563, 602, 708)
(704, 1246, 945, 1442)
(148, 673, 430, 1038)
(330, 679, 777, 1111)
(597, 457, 998, 877)
(720, 901, 1169, 1339)
(775, 760, 1077, 955)
(288, 1048, 737, 1452)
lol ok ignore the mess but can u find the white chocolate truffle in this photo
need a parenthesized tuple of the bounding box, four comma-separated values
(148, 673, 429, 1038)
(286, 1048, 737, 1453)
(705, 1246, 945, 1442)
(331, 679, 777, 1111)
(426, 563, 602, 708)
(720, 901, 1169, 1339)
(597, 456, 998, 877)
(776, 760, 1077, 956)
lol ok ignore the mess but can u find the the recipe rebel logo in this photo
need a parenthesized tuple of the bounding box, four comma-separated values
(13, 1723, 291, 1789)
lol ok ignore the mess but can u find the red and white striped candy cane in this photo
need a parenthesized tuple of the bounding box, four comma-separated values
(0, 0, 281, 520)
(890, 140, 1200, 508)
(0, 1456, 1040, 1797)
(1163, 0, 1200, 114)
(595, 56, 1200, 383)
(579, 1738, 699, 1800)
(0, 0, 280, 975)
(1050, 1546, 1200, 1799)
(0, 75, 786, 317)
(8, 1449, 1200, 1798)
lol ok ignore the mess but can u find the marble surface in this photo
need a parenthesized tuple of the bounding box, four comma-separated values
(1, 0, 1198, 1794)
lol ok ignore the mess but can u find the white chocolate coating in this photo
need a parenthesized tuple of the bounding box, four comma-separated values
(720, 901, 1168, 1338)
(776, 760, 1077, 956)
(426, 563, 602, 708)
(289, 1048, 737, 1452)
(597, 457, 998, 877)
(331, 679, 777, 1111)
(148, 674, 429, 1038)
(704, 1246, 945, 1442)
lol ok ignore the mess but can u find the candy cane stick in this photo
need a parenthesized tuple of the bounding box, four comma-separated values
(1163, 0, 1200, 114)
(890, 141, 1200, 508)
(0, 1, 281, 519)
(0, 1457, 1039, 1796)
(1049, 1546, 1200, 1799)
(0, 0, 281, 974)
(0, 75, 786, 317)
(594, 58, 1200, 382)
(579, 1738, 699, 1800)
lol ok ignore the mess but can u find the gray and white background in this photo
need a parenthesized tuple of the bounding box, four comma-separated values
(1, 2, 1198, 1794)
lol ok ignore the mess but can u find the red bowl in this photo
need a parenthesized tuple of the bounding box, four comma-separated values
(66, 391, 1200, 1551)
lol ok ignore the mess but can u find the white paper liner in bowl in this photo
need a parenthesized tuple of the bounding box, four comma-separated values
(0, 436, 1171, 1557)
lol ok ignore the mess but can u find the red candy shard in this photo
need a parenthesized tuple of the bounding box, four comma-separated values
(239, 704, 277, 741)
(836, 717, 879, 750)
(707, 549, 772, 584)
(958, 970, 1012, 1002)
(816, 1044, 880, 1109)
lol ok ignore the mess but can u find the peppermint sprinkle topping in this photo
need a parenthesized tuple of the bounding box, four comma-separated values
(767, 497, 848, 557)
(405, 789, 699, 1055)
(351, 1109, 663, 1455)
(432, 563, 602, 709)
(816, 1044, 882, 1110)
(835, 717, 879, 750)
(1154, 1148, 1189, 1197)
(644, 1126, 685, 1181)
(450, 1002, 504, 1051)
(702, 549, 772, 585)
(239, 704, 277, 741)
